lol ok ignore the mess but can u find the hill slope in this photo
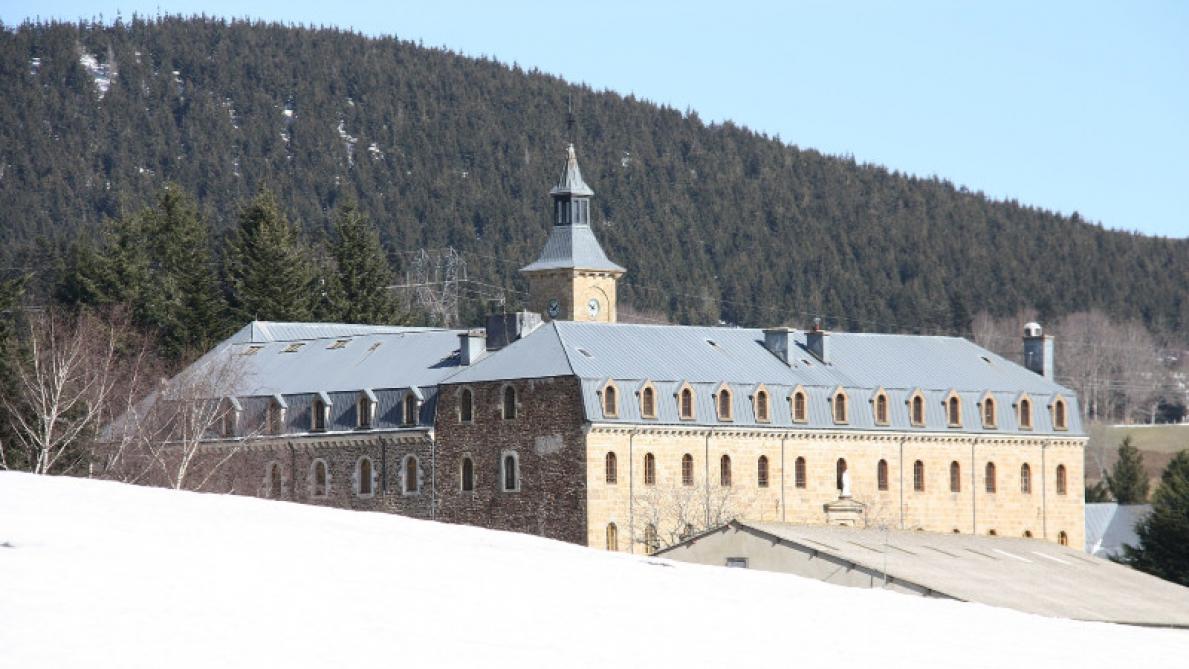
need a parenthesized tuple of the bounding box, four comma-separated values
(2, 18, 1187, 331)
(2, 472, 1187, 667)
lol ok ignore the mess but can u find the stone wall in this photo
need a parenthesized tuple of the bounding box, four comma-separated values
(586, 426, 1085, 553)
(433, 376, 589, 544)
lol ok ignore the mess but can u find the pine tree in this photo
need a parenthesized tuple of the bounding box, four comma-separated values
(1120, 450, 1189, 586)
(1105, 437, 1150, 504)
(1085, 480, 1111, 503)
(223, 188, 315, 323)
(329, 203, 405, 324)
(140, 185, 228, 357)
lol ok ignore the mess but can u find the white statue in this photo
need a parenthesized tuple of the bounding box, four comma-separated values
(841, 468, 852, 498)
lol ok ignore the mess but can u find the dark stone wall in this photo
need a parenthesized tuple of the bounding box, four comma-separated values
(433, 376, 589, 545)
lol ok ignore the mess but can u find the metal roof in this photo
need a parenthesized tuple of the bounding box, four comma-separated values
(1085, 503, 1151, 558)
(549, 143, 594, 197)
(446, 321, 1084, 436)
(661, 521, 1189, 627)
(518, 222, 626, 273)
(206, 322, 466, 397)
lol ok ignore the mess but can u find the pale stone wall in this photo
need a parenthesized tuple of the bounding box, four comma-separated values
(586, 426, 1085, 554)
(525, 269, 620, 323)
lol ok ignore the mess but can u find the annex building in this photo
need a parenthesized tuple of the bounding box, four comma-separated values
(146, 144, 1088, 553)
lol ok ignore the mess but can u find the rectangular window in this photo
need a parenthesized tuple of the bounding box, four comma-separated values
(725, 558, 749, 568)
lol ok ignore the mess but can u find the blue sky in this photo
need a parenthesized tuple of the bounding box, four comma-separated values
(4, 1, 1187, 238)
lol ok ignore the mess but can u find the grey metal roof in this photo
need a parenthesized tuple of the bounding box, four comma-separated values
(518, 222, 626, 273)
(1085, 503, 1151, 558)
(445, 321, 1084, 436)
(187, 322, 464, 400)
(549, 143, 594, 197)
(664, 521, 1189, 627)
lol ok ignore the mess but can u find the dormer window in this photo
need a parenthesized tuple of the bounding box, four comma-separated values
(830, 388, 848, 424)
(640, 383, 657, 419)
(311, 397, 327, 432)
(754, 386, 770, 423)
(791, 386, 808, 423)
(945, 391, 962, 428)
(910, 391, 926, 427)
(716, 385, 733, 421)
(267, 398, 286, 435)
(357, 391, 375, 429)
(403, 393, 419, 426)
(602, 382, 619, 418)
(678, 384, 695, 420)
(1052, 396, 1068, 431)
(221, 398, 240, 438)
(1018, 395, 1033, 430)
(872, 389, 890, 426)
(980, 393, 997, 429)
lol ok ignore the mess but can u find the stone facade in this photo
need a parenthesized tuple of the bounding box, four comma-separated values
(525, 268, 620, 323)
(432, 376, 590, 545)
(585, 425, 1085, 553)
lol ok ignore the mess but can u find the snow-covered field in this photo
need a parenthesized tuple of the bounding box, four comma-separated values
(1, 473, 1185, 668)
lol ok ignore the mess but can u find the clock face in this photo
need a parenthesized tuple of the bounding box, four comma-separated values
(547, 299, 561, 318)
(586, 298, 601, 318)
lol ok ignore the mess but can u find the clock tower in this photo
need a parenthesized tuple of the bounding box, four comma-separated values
(520, 144, 624, 323)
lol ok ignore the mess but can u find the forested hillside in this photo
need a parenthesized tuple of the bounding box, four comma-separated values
(2, 17, 1187, 333)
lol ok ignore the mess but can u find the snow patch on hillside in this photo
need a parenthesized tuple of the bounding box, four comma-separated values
(78, 53, 116, 98)
(0, 473, 1184, 668)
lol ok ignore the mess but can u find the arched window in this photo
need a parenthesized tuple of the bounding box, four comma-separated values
(1056, 464, 1068, 495)
(755, 389, 770, 422)
(757, 455, 769, 488)
(985, 462, 997, 493)
(644, 524, 659, 555)
(874, 392, 889, 425)
(947, 395, 961, 427)
(459, 388, 474, 423)
(603, 385, 618, 417)
(404, 456, 419, 494)
(720, 454, 732, 487)
(877, 459, 888, 491)
(641, 386, 656, 418)
(792, 389, 808, 423)
(312, 398, 326, 431)
(502, 453, 518, 491)
(461, 457, 475, 492)
(982, 396, 996, 428)
(1019, 397, 1033, 429)
(1053, 397, 1068, 430)
(717, 387, 732, 421)
(794, 456, 807, 489)
(605, 452, 618, 484)
(913, 460, 925, 492)
(950, 461, 961, 493)
(358, 457, 373, 496)
(911, 393, 925, 426)
(606, 523, 618, 551)
(679, 387, 694, 420)
(502, 386, 517, 420)
(1020, 463, 1032, 494)
(644, 453, 656, 486)
(681, 453, 694, 487)
(835, 458, 847, 491)
(1058, 531, 1069, 546)
(268, 463, 282, 499)
(311, 460, 328, 497)
(403, 393, 418, 426)
(832, 390, 848, 424)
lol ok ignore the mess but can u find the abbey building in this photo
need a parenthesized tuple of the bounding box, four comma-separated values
(137, 144, 1087, 553)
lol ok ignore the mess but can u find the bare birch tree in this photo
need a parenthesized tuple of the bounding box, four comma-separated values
(632, 480, 747, 552)
(0, 308, 139, 475)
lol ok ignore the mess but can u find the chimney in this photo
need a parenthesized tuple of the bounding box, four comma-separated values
(458, 329, 487, 365)
(762, 327, 795, 364)
(1022, 322, 1053, 380)
(806, 317, 830, 364)
(485, 311, 544, 351)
